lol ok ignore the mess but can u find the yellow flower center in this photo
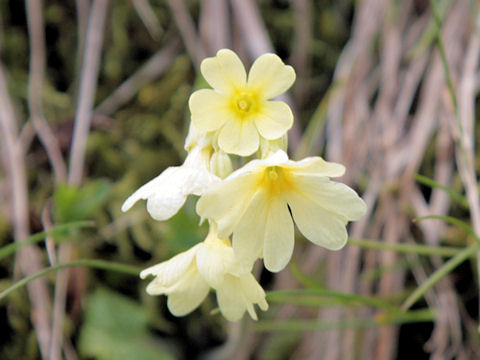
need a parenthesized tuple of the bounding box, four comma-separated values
(232, 91, 258, 117)
(260, 166, 294, 196)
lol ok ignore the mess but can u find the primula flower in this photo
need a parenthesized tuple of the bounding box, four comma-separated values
(189, 49, 295, 156)
(121, 143, 219, 221)
(140, 226, 268, 321)
(196, 150, 367, 272)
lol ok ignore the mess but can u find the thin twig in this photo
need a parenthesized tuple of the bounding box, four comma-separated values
(26, 0, 67, 185)
(166, 0, 206, 68)
(51, 2, 109, 360)
(95, 38, 181, 116)
(200, 0, 230, 53)
(132, 0, 163, 41)
(68, 0, 109, 185)
(0, 49, 52, 360)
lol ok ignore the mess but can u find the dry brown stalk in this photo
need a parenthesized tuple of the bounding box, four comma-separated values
(95, 38, 182, 116)
(0, 54, 52, 360)
(200, 0, 231, 54)
(166, 0, 206, 68)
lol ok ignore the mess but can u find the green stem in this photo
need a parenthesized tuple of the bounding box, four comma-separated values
(0, 220, 95, 261)
(401, 242, 479, 311)
(268, 288, 398, 312)
(255, 308, 435, 332)
(348, 237, 463, 257)
(0, 259, 141, 301)
(414, 174, 469, 208)
(430, 0, 460, 132)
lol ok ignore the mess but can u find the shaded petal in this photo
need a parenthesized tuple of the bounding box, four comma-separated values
(140, 244, 200, 286)
(287, 192, 348, 250)
(165, 266, 210, 316)
(254, 101, 293, 140)
(239, 274, 269, 315)
(216, 274, 268, 321)
(201, 49, 247, 93)
(196, 171, 259, 238)
(247, 53, 295, 99)
(218, 118, 259, 156)
(263, 197, 294, 272)
(293, 174, 367, 220)
(196, 240, 232, 288)
(122, 151, 219, 221)
(189, 89, 230, 132)
(284, 156, 345, 178)
(232, 190, 269, 265)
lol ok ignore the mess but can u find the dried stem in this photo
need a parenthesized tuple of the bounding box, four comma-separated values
(51, 2, 109, 360)
(95, 38, 181, 116)
(166, 0, 206, 68)
(68, 0, 109, 185)
(26, 0, 67, 185)
(0, 50, 52, 360)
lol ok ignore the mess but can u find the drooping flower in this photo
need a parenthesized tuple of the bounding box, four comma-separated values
(189, 49, 295, 156)
(196, 150, 367, 272)
(121, 143, 219, 221)
(140, 225, 268, 321)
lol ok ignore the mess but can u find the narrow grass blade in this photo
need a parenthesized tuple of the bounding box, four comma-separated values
(267, 289, 398, 312)
(414, 174, 468, 208)
(401, 242, 480, 311)
(348, 237, 462, 257)
(256, 308, 435, 332)
(289, 261, 323, 289)
(414, 215, 478, 241)
(0, 259, 141, 301)
(0, 220, 95, 261)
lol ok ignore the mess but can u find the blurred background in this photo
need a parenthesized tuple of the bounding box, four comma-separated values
(0, 0, 479, 359)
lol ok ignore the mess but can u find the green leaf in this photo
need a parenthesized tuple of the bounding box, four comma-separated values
(162, 196, 208, 256)
(79, 288, 176, 360)
(54, 179, 111, 222)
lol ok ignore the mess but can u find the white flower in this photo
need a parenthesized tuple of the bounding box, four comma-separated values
(140, 226, 268, 321)
(196, 150, 367, 272)
(121, 144, 220, 221)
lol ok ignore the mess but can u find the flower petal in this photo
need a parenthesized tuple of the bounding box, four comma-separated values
(196, 171, 259, 238)
(247, 53, 295, 99)
(201, 49, 247, 94)
(263, 196, 294, 272)
(140, 244, 200, 287)
(196, 241, 232, 288)
(189, 89, 229, 132)
(293, 174, 367, 220)
(218, 117, 260, 156)
(122, 149, 219, 221)
(232, 190, 269, 265)
(165, 266, 210, 316)
(285, 156, 346, 178)
(287, 192, 349, 250)
(254, 101, 293, 140)
(216, 274, 268, 321)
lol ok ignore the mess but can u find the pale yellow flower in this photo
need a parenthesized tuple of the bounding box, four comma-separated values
(121, 143, 219, 221)
(189, 49, 295, 156)
(140, 226, 268, 321)
(196, 150, 367, 272)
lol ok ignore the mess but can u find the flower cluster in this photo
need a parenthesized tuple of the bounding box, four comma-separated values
(122, 49, 366, 321)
